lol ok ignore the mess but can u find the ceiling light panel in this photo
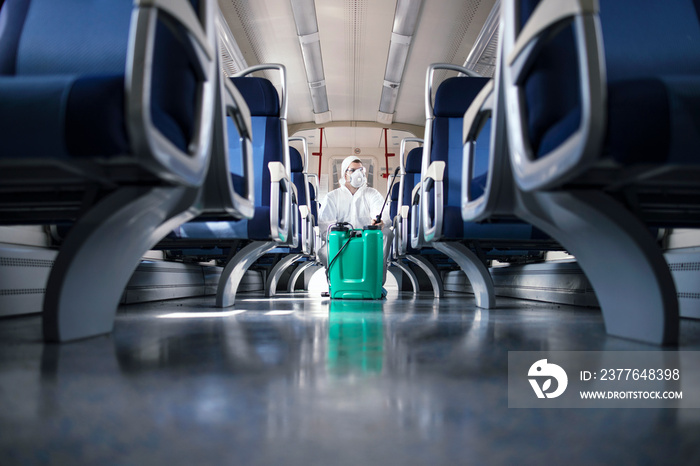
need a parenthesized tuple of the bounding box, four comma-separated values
(376, 0, 423, 123)
(290, 0, 319, 35)
(290, 0, 331, 118)
(392, 0, 423, 36)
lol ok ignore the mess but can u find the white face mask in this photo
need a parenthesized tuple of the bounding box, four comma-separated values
(349, 168, 366, 188)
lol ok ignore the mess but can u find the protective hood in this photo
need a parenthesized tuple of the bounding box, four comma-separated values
(339, 155, 363, 186)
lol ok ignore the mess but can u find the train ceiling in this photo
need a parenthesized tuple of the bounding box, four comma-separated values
(217, 0, 498, 151)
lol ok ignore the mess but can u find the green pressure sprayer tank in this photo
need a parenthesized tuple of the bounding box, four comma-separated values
(327, 225, 383, 299)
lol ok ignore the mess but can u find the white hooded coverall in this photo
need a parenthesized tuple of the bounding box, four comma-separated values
(317, 156, 394, 282)
(318, 184, 391, 234)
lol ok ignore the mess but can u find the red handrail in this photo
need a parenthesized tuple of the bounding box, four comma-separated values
(312, 127, 324, 175)
(382, 127, 395, 178)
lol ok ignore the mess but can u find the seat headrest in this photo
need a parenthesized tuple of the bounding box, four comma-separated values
(289, 146, 304, 173)
(434, 76, 490, 117)
(230, 77, 280, 117)
(405, 147, 423, 174)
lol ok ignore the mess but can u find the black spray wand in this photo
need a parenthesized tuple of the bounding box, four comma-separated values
(373, 166, 401, 225)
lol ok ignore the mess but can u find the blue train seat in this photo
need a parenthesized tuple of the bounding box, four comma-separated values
(289, 141, 315, 256)
(227, 73, 291, 242)
(418, 65, 530, 308)
(498, 0, 699, 344)
(421, 63, 562, 307)
(265, 140, 321, 297)
(459, 72, 559, 261)
(389, 140, 446, 297)
(281, 165, 321, 294)
(168, 64, 296, 307)
(504, 0, 700, 197)
(0, 0, 219, 341)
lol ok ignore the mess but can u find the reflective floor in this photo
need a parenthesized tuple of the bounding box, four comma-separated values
(1, 292, 700, 465)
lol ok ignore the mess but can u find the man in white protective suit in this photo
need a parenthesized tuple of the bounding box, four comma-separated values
(318, 155, 394, 283)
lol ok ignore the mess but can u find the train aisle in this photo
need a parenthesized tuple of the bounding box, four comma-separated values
(1, 292, 700, 464)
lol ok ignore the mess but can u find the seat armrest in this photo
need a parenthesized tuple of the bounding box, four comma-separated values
(128, 0, 218, 187)
(461, 79, 496, 223)
(502, 0, 605, 191)
(410, 182, 423, 249)
(290, 136, 313, 216)
(201, 75, 255, 219)
(394, 209, 410, 258)
(236, 64, 294, 240)
(425, 161, 445, 182)
(269, 161, 287, 183)
(421, 161, 445, 243)
(289, 173, 299, 249)
(269, 161, 292, 243)
(140, 0, 215, 60)
(299, 205, 314, 255)
(290, 192, 299, 249)
(506, 0, 597, 67)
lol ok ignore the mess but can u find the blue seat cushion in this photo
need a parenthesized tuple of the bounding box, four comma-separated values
(0, 0, 201, 158)
(248, 206, 272, 240)
(227, 114, 283, 208)
(0, 75, 129, 157)
(606, 76, 700, 165)
(0, 71, 193, 158)
(174, 219, 248, 240)
(173, 206, 273, 241)
(150, 16, 197, 152)
(292, 172, 307, 207)
(526, 0, 700, 166)
(537, 76, 700, 166)
(523, 22, 582, 159)
(470, 172, 488, 200)
(442, 206, 546, 241)
(66, 75, 130, 156)
(231, 173, 246, 197)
